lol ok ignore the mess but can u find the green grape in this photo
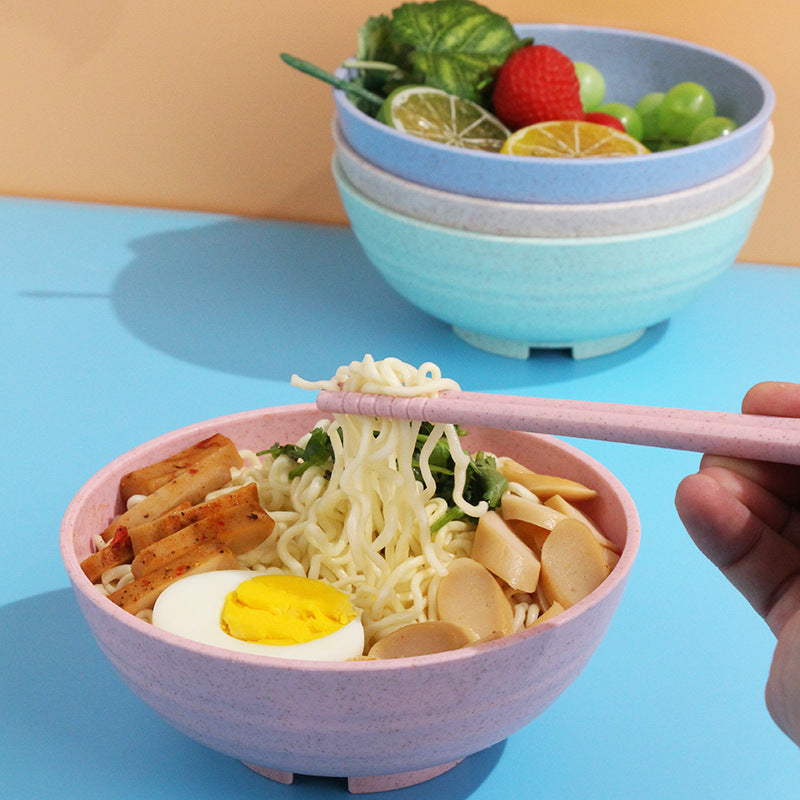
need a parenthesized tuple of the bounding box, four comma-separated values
(658, 82, 715, 142)
(595, 102, 644, 141)
(573, 61, 605, 111)
(688, 115, 738, 145)
(649, 140, 684, 151)
(635, 92, 665, 141)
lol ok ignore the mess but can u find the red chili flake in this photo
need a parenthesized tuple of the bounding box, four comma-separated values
(189, 468, 199, 474)
(110, 526, 129, 548)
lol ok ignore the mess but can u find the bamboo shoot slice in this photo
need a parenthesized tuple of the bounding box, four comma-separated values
(539, 518, 613, 609)
(501, 493, 570, 530)
(470, 510, 540, 593)
(544, 493, 619, 552)
(368, 620, 477, 660)
(436, 558, 514, 639)
(500, 458, 597, 501)
(531, 601, 565, 626)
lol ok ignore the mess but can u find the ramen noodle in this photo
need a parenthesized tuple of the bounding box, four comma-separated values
(212, 356, 490, 646)
(92, 356, 618, 651)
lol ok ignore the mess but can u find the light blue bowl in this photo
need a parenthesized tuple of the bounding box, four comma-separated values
(334, 24, 774, 204)
(333, 156, 772, 359)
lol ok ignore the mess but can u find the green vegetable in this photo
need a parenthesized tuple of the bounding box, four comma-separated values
(411, 422, 508, 531)
(429, 452, 508, 531)
(353, 14, 414, 101)
(260, 427, 335, 479)
(355, 0, 527, 106)
(263, 419, 508, 530)
(281, 0, 528, 115)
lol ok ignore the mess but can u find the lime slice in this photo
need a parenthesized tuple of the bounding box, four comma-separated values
(501, 120, 650, 158)
(378, 86, 510, 152)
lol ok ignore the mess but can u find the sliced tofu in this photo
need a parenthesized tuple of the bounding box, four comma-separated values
(107, 541, 239, 616)
(131, 488, 274, 578)
(80, 525, 134, 582)
(128, 483, 262, 553)
(100, 441, 243, 542)
(119, 433, 241, 502)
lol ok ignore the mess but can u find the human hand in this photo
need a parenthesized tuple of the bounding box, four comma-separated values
(675, 381, 800, 746)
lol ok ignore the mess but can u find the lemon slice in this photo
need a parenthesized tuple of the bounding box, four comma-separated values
(501, 120, 650, 158)
(378, 86, 510, 152)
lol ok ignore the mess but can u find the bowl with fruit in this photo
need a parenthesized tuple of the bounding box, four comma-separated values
(60, 367, 640, 791)
(333, 155, 771, 359)
(291, 4, 774, 203)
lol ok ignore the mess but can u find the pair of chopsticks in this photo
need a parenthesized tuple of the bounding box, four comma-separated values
(316, 390, 800, 465)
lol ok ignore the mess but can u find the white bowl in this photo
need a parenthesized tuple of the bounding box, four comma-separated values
(334, 121, 773, 238)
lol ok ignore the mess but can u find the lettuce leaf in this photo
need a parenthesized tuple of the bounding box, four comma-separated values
(353, 0, 527, 106)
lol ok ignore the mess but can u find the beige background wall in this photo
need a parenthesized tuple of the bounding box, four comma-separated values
(0, 1, 795, 264)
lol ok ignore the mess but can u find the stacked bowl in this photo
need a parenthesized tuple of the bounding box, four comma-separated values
(332, 24, 775, 359)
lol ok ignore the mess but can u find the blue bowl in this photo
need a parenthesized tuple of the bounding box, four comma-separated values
(333, 156, 772, 359)
(333, 24, 774, 204)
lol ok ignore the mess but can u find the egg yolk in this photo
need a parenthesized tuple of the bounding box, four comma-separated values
(220, 574, 358, 646)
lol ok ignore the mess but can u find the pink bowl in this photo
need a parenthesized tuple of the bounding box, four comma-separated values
(60, 404, 640, 792)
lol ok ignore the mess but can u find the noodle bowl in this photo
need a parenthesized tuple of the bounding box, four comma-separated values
(60, 391, 640, 787)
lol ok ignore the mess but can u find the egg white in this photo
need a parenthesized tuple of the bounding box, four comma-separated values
(151, 569, 365, 661)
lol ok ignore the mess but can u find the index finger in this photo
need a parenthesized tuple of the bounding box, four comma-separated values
(699, 381, 800, 504)
(742, 381, 800, 418)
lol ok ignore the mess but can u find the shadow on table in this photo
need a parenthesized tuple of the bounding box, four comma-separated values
(111, 218, 666, 388)
(3, 589, 505, 798)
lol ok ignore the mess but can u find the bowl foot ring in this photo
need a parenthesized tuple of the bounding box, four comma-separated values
(453, 326, 647, 359)
(243, 758, 463, 793)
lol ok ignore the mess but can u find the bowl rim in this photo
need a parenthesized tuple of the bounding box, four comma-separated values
(333, 22, 775, 169)
(333, 117, 775, 214)
(60, 402, 640, 673)
(333, 153, 773, 244)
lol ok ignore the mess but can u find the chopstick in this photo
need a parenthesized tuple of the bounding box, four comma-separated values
(315, 389, 800, 465)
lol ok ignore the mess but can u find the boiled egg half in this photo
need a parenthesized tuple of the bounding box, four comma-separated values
(151, 569, 364, 661)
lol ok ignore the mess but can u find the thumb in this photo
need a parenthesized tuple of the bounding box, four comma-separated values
(766, 609, 800, 746)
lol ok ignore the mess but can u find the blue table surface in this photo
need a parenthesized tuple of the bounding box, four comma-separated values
(2, 196, 799, 798)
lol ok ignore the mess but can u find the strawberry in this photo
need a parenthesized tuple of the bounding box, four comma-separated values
(491, 44, 584, 130)
(584, 111, 626, 132)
